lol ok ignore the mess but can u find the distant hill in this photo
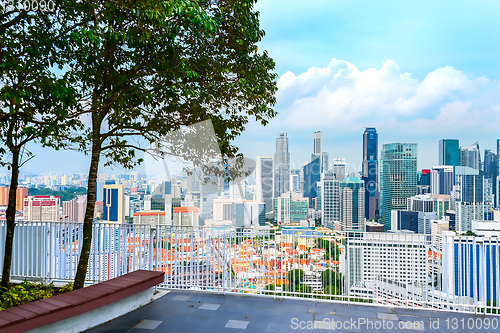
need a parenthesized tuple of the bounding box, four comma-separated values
(28, 187, 87, 203)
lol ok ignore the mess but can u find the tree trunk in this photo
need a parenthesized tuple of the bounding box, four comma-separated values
(1, 148, 20, 289)
(73, 119, 101, 290)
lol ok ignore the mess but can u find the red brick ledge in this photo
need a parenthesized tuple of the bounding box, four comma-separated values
(0, 270, 165, 333)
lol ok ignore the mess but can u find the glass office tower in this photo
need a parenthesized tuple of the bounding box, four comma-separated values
(439, 139, 460, 166)
(362, 128, 378, 220)
(380, 143, 418, 230)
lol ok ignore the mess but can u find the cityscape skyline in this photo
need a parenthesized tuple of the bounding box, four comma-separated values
(18, 133, 500, 177)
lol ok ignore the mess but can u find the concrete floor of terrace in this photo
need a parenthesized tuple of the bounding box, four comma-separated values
(85, 290, 498, 333)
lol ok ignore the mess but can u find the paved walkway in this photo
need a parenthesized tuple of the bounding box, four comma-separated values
(86, 290, 498, 333)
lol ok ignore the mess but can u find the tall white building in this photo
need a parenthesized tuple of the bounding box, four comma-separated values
(332, 158, 346, 181)
(312, 131, 325, 174)
(213, 199, 264, 227)
(313, 131, 322, 157)
(229, 179, 246, 200)
(347, 232, 428, 291)
(274, 132, 290, 198)
(321, 173, 341, 229)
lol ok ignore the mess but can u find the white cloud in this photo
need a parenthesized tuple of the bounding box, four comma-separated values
(274, 59, 500, 135)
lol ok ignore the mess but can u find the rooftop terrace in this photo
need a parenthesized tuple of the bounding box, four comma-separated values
(86, 290, 498, 333)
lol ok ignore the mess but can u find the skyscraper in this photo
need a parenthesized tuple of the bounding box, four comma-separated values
(103, 184, 125, 223)
(460, 142, 481, 170)
(274, 132, 290, 198)
(273, 192, 308, 225)
(362, 128, 379, 220)
(438, 139, 459, 166)
(484, 149, 498, 205)
(302, 155, 320, 207)
(380, 143, 418, 230)
(430, 165, 454, 195)
(322, 152, 329, 172)
(497, 139, 500, 176)
(484, 149, 497, 177)
(497, 139, 500, 207)
(321, 173, 341, 229)
(255, 156, 274, 213)
(340, 177, 365, 231)
(313, 131, 322, 157)
(332, 158, 346, 181)
(312, 131, 328, 173)
(453, 166, 493, 232)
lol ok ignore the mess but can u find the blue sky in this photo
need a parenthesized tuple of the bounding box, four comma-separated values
(20, 0, 500, 176)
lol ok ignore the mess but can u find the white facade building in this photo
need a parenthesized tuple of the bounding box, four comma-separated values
(347, 232, 428, 291)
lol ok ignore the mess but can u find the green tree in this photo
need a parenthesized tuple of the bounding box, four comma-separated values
(320, 269, 343, 289)
(0, 7, 82, 288)
(288, 269, 305, 286)
(316, 238, 340, 260)
(323, 284, 340, 296)
(465, 230, 477, 237)
(293, 284, 312, 297)
(61, 0, 277, 290)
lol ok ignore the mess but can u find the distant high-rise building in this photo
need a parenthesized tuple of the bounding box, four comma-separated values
(62, 195, 87, 223)
(438, 139, 459, 166)
(96, 180, 105, 202)
(103, 184, 125, 223)
(340, 177, 365, 231)
(302, 155, 320, 207)
(496, 176, 500, 208)
(418, 169, 431, 186)
(362, 127, 378, 221)
(312, 131, 328, 174)
(255, 156, 274, 213)
(313, 131, 322, 159)
(332, 158, 346, 181)
(274, 132, 290, 198)
(229, 179, 246, 200)
(321, 173, 341, 229)
(380, 143, 418, 230)
(0, 187, 8, 206)
(322, 152, 329, 173)
(289, 172, 300, 192)
(497, 139, 500, 176)
(453, 166, 493, 232)
(23, 196, 60, 221)
(484, 149, 497, 177)
(430, 165, 454, 195)
(186, 169, 201, 193)
(484, 149, 498, 205)
(214, 199, 265, 227)
(391, 210, 418, 232)
(200, 173, 219, 220)
(0, 187, 28, 210)
(273, 192, 308, 225)
(173, 207, 200, 226)
(460, 142, 481, 170)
